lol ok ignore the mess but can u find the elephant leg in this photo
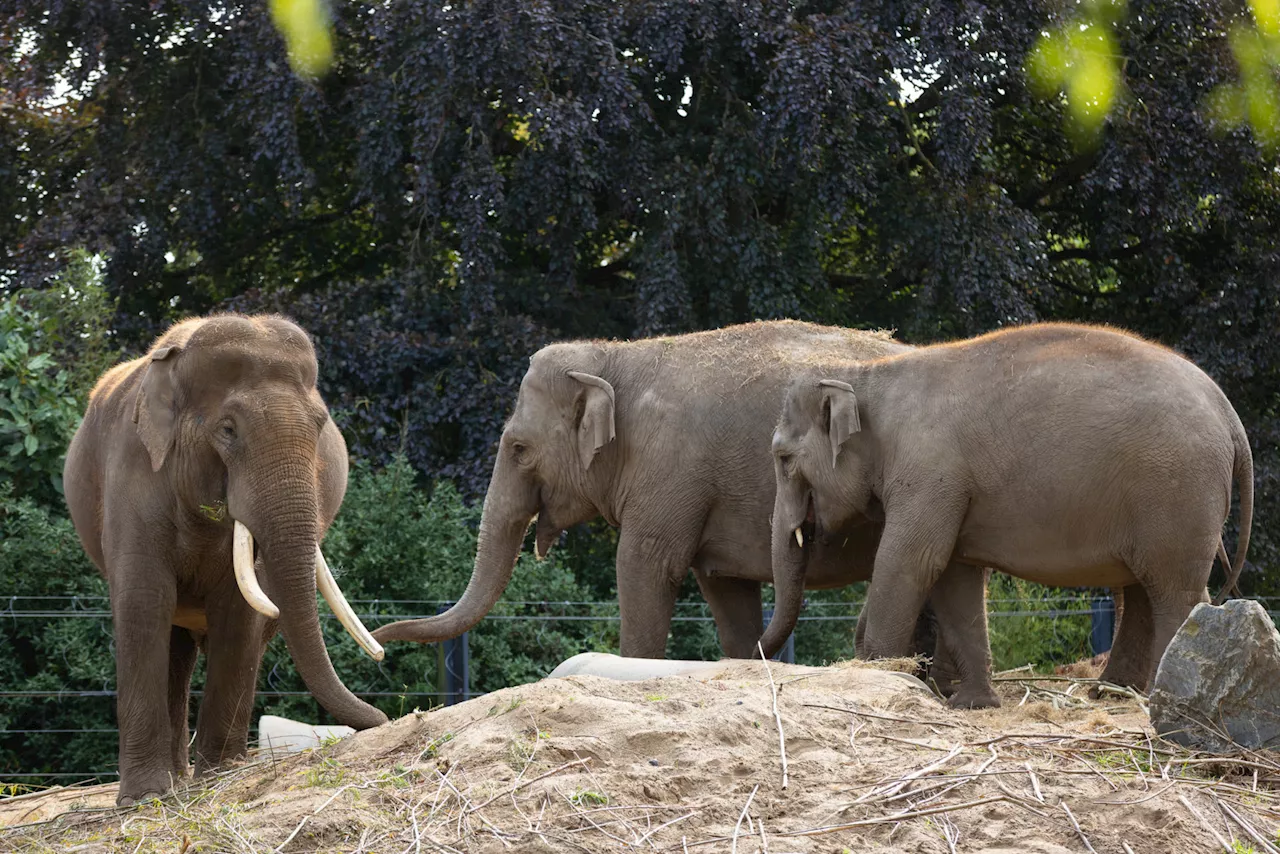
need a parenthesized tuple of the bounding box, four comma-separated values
(923, 613, 956, 696)
(110, 573, 178, 805)
(862, 590, 957, 695)
(1097, 583, 1152, 692)
(854, 597, 869, 653)
(860, 504, 965, 662)
(168, 626, 199, 781)
(615, 528, 692, 659)
(695, 573, 763, 659)
(927, 563, 999, 709)
(194, 585, 269, 775)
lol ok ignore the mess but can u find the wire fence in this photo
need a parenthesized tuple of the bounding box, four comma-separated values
(2, 594, 1275, 787)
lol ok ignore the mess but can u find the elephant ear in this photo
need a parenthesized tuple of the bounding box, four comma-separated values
(818, 379, 860, 469)
(132, 345, 182, 472)
(567, 370, 616, 470)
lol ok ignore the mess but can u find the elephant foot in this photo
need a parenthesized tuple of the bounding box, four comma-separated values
(946, 685, 1001, 710)
(116, 767, 179, 806)
(117, 791, 164, 808)
(927, 671, 960, 699)
(1094, 660, 1148, 698)
(1088, 679, 1147, 701)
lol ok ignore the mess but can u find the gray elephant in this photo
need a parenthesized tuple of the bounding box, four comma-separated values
(371, 321, 992, 702)
(763, 322, 1253, 694)
(64, 314, 388, 804)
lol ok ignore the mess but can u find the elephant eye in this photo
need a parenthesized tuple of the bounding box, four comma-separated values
(510, 442, 527, 459)
(220, 422, 237, 440)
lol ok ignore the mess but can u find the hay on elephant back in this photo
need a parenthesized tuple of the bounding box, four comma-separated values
(3, 657, 1278, 853)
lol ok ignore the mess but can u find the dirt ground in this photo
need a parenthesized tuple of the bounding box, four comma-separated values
(3, 657, 1279, 853)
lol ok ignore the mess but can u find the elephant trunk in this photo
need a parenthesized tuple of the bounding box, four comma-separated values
(234, 443, 387, 730)
(759, 484, 810, 658)
(371, 449, 534, 645)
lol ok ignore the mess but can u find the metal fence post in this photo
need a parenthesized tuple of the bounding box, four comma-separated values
(435, 603, 471, 705)
(1090, 595, 1115, 655)
(761, 607, 796, 664)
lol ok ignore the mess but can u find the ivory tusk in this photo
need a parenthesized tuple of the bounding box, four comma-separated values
(794, 527, 804, 549)
(316, 547, 385, 662)
(233, 521, 280, 620)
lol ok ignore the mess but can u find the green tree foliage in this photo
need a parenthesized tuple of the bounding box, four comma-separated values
(0, 297, 82, 504)
(0, 489, 114, 781)
(3, 2, 1272, 587)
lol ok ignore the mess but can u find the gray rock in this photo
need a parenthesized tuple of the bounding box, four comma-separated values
(1149, 599, 1280, 752)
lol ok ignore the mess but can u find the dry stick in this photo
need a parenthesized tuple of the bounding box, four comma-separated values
(1173, 756, 1280, 775)
(1025, 762, 1045, 804)
(273, 782, 355, 853)
(633, 811, 698, 848)
(994, 780, 1051, 816)
(730, 784, 760, 854)
(757, 816, 770, 854)
(572, 803, 707, 817)
(872, 734, 956, 751)
(777, 795, 1010, 838)
(974, 732, 1172, 752)
(939, 815, 960, 854)
(1073, 756, 1120, 793)
(758, 642, 789, 789)
(1091, 782, 1178, 807)
(425, 763, 456, 824)
(1179, 794, 1233, 853)
(801, 702, 961, 728)
(1214, 794, 1280, 854)
(855, 745, 963, 803)
(1059, 802, 1096, 854)
(1121, 843, 1137, 854)
(1128, 749, 1150, 790)
(565, 797, 635, 848)
(883, 747, 1001, 810)
(466, 759, 590, 815)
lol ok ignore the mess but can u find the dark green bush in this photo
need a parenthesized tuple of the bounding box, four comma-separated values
(986, 575, 1093, 673)
(0, 489, 115, 783)
(0, 299, 83, 506)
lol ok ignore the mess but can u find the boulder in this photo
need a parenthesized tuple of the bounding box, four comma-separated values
(1149, 599, 1280, 752)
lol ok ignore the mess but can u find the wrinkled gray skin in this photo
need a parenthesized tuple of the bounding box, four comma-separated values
(373, 321, 973, 682)
(764, 322, 1253, 695)
(64, 314, 388, 805)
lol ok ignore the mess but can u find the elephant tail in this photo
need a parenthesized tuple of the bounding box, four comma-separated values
(1211, 421, 1253, 605)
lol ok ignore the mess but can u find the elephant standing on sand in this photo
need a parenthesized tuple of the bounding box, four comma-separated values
(763, 322, 1253, 696)
(64, 314, 388, 804)
(372, 321, 993, 703)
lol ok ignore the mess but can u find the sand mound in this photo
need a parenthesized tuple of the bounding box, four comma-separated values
(3, 659, 1278, 852)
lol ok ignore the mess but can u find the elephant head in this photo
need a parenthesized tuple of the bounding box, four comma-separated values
(373, 344, 616, 645)
(138, 315, 386, 729)
(760, 373, 872, 656)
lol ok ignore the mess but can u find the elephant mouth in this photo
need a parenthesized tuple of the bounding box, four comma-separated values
(231, 520, 385, 662)
(533, 510, 563, 560)
(792, 492, 817, 550)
